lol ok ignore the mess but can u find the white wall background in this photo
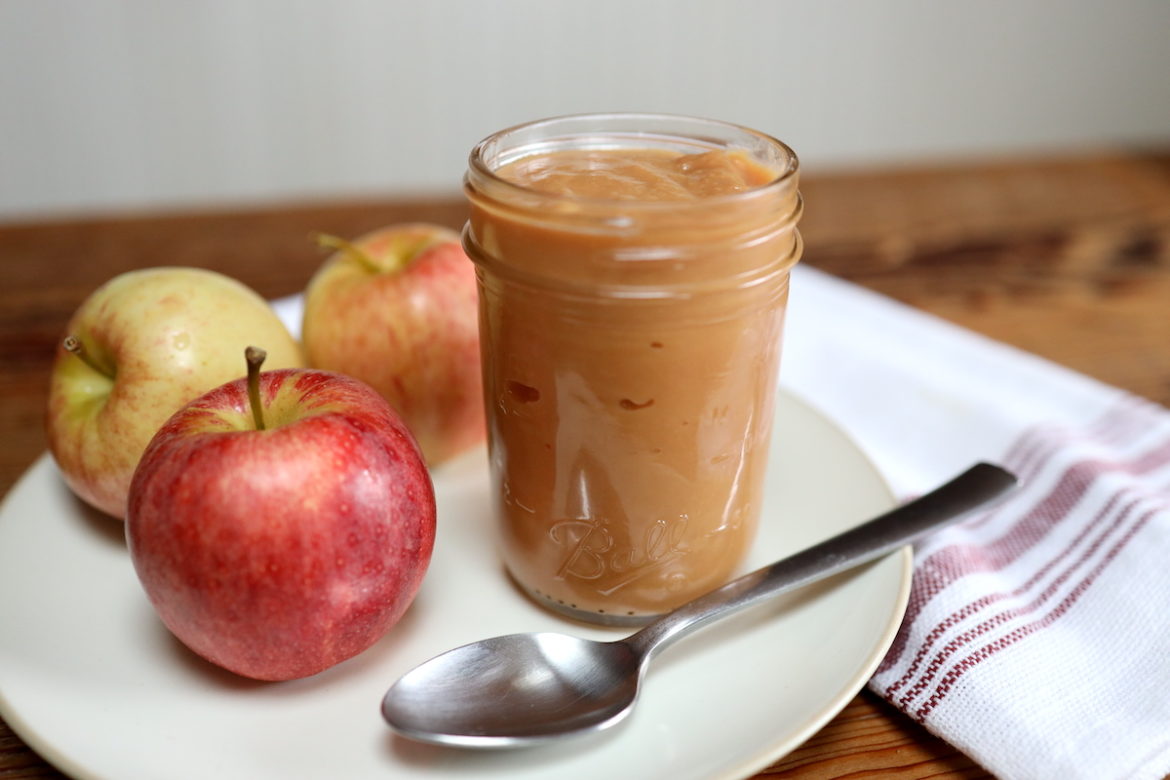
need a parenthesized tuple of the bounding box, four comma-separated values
(1, 0, 1168, 221)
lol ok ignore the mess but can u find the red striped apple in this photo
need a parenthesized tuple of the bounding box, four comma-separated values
(301, 225, 484, 466)
(126, 349, 436, 681)
(46, 267, 304, 519)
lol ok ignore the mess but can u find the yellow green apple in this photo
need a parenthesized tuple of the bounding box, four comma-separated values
(46, 267, 305, 519)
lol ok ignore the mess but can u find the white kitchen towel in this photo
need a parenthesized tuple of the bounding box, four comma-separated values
(782, 265, 1170, 780)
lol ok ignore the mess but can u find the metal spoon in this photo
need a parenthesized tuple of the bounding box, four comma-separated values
(382, 462, 1016, 748)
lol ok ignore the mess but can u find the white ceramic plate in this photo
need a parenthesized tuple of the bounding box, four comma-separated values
(0, 390, 909, 780)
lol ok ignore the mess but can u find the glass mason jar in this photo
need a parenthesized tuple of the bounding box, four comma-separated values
(463, 114, 802, 625)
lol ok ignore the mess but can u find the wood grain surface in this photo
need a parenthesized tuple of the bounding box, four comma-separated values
(1, 150, 1168, 779)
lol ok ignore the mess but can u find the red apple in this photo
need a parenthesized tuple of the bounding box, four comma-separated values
(301, 225, 484, 466)
(126, 348, 436, 681)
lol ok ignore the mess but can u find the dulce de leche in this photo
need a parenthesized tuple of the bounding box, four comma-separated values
(463, 114, 802, 625)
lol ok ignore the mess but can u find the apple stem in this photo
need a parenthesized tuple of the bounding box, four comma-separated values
(245, 346, 267, 431)
(63, 335, 112, 377)
(314, 232, 384, 274)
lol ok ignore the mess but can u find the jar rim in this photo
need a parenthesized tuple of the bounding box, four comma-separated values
(466, 112, 799, 212)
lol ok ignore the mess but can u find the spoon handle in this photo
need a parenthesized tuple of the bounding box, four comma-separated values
(627, 462, 1017, 659)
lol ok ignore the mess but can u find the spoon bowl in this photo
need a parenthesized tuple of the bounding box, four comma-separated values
(385, 633, 642, 747)
(383, 463, 1016, 748)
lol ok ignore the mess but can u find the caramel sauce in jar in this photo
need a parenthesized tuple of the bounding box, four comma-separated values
(464, 114, 801, 624)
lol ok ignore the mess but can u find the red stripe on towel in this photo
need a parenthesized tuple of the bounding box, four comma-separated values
(912, 505, 1160, 721)
(883, 489, 1134, 700)
(878, 404, 1170, 674)
(894, 495, 1147, 708)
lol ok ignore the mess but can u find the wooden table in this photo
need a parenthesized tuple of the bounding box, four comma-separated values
(2, 150, 1168, 778)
